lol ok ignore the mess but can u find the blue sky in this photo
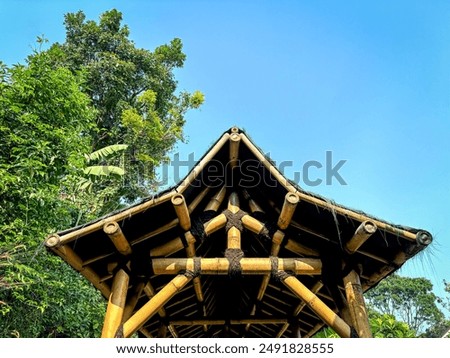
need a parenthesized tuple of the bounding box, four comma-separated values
(1, 1, 449, 298)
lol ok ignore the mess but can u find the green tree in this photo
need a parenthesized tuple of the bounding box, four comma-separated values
(51, 9, 204, 209)
(0, 48, 105, 337)
(369, 311, 416, 338)
(365, 274, 444, 334)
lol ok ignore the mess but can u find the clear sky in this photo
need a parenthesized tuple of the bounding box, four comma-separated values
(1, 1, 449, 298)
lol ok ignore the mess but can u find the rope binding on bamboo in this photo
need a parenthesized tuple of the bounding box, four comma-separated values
(224, 248, 244, 278)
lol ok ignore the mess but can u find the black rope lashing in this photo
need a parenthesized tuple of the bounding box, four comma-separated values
(270, 257, 292, 282)
(190, 210, 217, 241)
(183, 256, 201, 279)
(223, 209, 246, 232)
(225, 248, 244, 278)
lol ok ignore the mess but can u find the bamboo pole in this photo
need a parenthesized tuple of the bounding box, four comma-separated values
(278, 192, 300, 229)
(123, 274, 193, 337)
(101, 269, 130, 338)
(185, 231, 204, 303)
(151, 257, 322, 275)
(344, 270, 372, 338)
(241, 214, 267, 235)
(228, 227, 241, 249)
(346, 221, 377, 254)
(103, 221, 132, 256)
(282, 275, 351, 338)
(284, 239, 320, 257)
(204, 213, 227, 236)
(205, 186, 227, 212)
(172, 194, 191, 231)
(229, 133, 241, 168)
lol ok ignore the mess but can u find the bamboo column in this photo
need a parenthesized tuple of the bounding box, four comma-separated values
(123, 274, 193, 338)
(103, 221, 132, 256)
(277, 192, 300, 230)
(227, 192, 241, 249)
(229, 133, 241, 169)
(101, 269, 130, 337)
(282, 274, 351, 338)
(172, 194, 191, 231)
(343, 270, 372, 337)
(346, 221, 377, 254)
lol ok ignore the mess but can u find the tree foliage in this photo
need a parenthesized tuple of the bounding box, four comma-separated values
(1, 8, 202, 337)
(365, 274, 444, 334)
(52, 9, 204, 206)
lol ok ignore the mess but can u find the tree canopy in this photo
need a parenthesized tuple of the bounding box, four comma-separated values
(0, 9, 202, 337)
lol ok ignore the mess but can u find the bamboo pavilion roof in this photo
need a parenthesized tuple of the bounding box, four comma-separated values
(45, 127, 432, 338)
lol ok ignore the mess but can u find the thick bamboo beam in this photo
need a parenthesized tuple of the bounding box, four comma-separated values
(344, 270, 372, 338)
(152, 257, 321, 275)
(172, 194, 191, 231)
(101, 269, 129, 338)
(228, 192, 240, 213)
(284, 239, 320, 257)
(229, 133, 241, 168)
(205, 186, 227, 212)
(346, 221, 377, 254)
(278, 192, 300, 230)
(228, 227, 241, 249)
(103, 221, 132, 256)
(282, 275, 351, 338)
(123, 274, 192, 338)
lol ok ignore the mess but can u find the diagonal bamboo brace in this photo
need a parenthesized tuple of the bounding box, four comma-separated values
(101, 269, 130, 338)
(282, 274, 351, 338)
(346, 221, 377, 254)
(103, 221, 132, 256)
(123, 274, 193, 338)
(278, 192, 300, 229)
(172, 193, 191, 231)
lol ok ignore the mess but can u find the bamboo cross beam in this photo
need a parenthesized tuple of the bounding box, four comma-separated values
(123, 274, 193, 338)
(281, 274, 352, 338)
(229, 133, 241, 168)
(345, 221, 377, 254)
(344, 270, 372, 337)
(101, 269, 130, 338)
(103, 221, 132, 256)
(151, 257, 322, 275)
(277, 192, 300, 230)
(172, 194, 191, 231)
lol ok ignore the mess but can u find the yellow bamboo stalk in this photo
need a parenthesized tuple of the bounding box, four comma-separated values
(151, 257, 321, 275)
(123, 274, 192, 337)
(101, 269, 130, 338)
(228, 227, 241, 249)
(284, 239, 320, 257)
(282, 275, 351, 338)
(172, 194, 191, 231)
(278, 192, 300, 229)
(346, 221, 377, 254)
(228, 192, 240, 213)
(204, 213, 227, 236)
(123, 282, 145, 322)
(344, 270, 372, 338)
(241, 214, 266, 235)
(103, 221, 132, 256)
(229, 133, 241, 168)
(149, 234, 195, 257)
